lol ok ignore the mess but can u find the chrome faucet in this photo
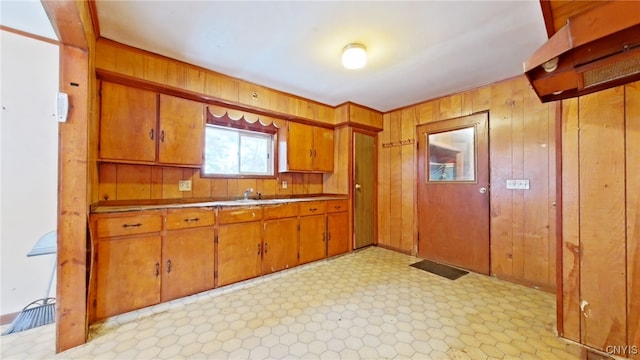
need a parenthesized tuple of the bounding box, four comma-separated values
(244, 188, 254, 200)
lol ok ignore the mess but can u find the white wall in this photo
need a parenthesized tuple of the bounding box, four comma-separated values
(0, 30, 59, 315)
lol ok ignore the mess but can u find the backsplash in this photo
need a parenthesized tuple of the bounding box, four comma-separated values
(97, 163, 324, 201)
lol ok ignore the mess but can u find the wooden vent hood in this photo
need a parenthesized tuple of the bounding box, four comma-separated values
(524, 1, 640, 102)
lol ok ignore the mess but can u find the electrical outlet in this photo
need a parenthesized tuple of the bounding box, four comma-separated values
(281, 180, 288, 189)
(506, 179, 530, 190)
(178, 180, 192, 191)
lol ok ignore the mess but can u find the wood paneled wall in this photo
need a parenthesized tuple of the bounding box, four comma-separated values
(97, 164, 324, 201)
(561, 81, 640, 357)
(377, 76, 558, 290)
(95, 39, 335, 125)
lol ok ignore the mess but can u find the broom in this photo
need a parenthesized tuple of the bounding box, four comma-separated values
(2, 258, 56, 335)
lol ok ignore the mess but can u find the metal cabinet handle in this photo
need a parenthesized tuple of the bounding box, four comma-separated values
(184, 217, 200, 223)
(167, 259, 172, 273)
(154, 262, 160, 277)
(264, 243, 268, 254)
(149, 128, 154, 140)
(334, 206, 341, 210)
(327, 232, 332, 241)
(160, 130, 165, 142)
(122, 223, 142, 228)
(322, 232, 325, 242)
(309, 208, 317, 212)
(257, 243, 261, 255)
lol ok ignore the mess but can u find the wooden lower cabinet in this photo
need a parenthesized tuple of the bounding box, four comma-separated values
(327, 212, 350, 257)
(91, 199, 351, 321)
(263, 218, 298, 274)
(217, 222, 262, 287)
(95, 235, 161, 320)
(299, 214, 327, 264)
(161, 227, 215, 302)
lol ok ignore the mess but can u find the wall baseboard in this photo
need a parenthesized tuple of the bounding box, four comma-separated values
(0, 311, 19, 325)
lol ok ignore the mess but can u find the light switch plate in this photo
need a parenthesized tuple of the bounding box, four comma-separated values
(506, 179, 530, 190)
(178, 180, 192, 191)
(282, 180, 288, 189)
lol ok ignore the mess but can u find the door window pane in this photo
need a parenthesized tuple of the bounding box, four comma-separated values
(428, 126, 475, 182)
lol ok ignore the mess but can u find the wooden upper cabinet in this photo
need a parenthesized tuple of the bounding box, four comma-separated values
(285, 122, 315, 171)
(99, 82, 205, 167)
(158, 94, 204, 166)
(312, 127, 334, 172)
(99, 82, 157, 162)
(279, 122, 334, 173)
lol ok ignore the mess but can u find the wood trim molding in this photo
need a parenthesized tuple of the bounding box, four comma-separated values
(41, 0, 88, 50)
(539, 0, 556, 38)
(0, 25, 59, 45)
(87, 0, 101, 38)
(555, 100, 564, 336)
(40, 0, 94, 353)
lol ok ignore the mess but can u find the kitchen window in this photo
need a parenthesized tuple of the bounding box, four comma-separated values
(203, 125, 274, 176)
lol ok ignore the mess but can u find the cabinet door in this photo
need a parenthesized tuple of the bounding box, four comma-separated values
(161, 227, 215, 302)
(158, 94, 204, 165)
(99, 82, 157, 162)
(327, 212, 350, 257)
(299, 215, 326, 264)
(217, 222, 262, 286)
(286, 122, 314, 171)
(312, 127, 334, 172)
(263, 218, 298, 275)
(95, 235, 161, 320)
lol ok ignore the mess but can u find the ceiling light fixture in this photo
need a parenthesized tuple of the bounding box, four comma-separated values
(342, 43, 367, 70)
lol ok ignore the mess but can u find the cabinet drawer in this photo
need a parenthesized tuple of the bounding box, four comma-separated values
(299, 201, 326, 216)
(263, 203, 299, 220)
(326, 200, 348, 213)
(218, 207, 262, 224)
(96, 214, 163, 238)
(165, 208, 215, 230)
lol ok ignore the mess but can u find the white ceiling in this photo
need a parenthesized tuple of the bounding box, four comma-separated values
(2, 1, 548, 112)
(0, 1, 57, 40)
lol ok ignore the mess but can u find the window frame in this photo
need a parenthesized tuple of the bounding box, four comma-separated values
(202, 123, 277, 179)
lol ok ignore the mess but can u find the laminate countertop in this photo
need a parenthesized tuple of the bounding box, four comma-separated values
(91, 195, 348, 213)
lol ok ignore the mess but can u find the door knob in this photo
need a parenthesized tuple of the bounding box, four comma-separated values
(479, 187, 487, 194)
(355, 184, 361, 190)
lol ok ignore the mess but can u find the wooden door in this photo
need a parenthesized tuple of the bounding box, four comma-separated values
(95, 235, 161, 320)
(263, 218, 299, 274)
(417, 112, 490, 274)
(327, 212, 350, 257)
(158, 94, 204, 165)
(313, 127, 334, 172)
(286, 122, 314, 171)
(217, 222, 262, 286)
(354, 132, 376, 249)
(99, 82, 157, 162)
(161, 227, 215, 302)
(299, 215, 326, 264)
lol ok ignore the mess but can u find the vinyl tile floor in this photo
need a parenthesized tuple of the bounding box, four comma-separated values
(1, 247, 583, 359)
